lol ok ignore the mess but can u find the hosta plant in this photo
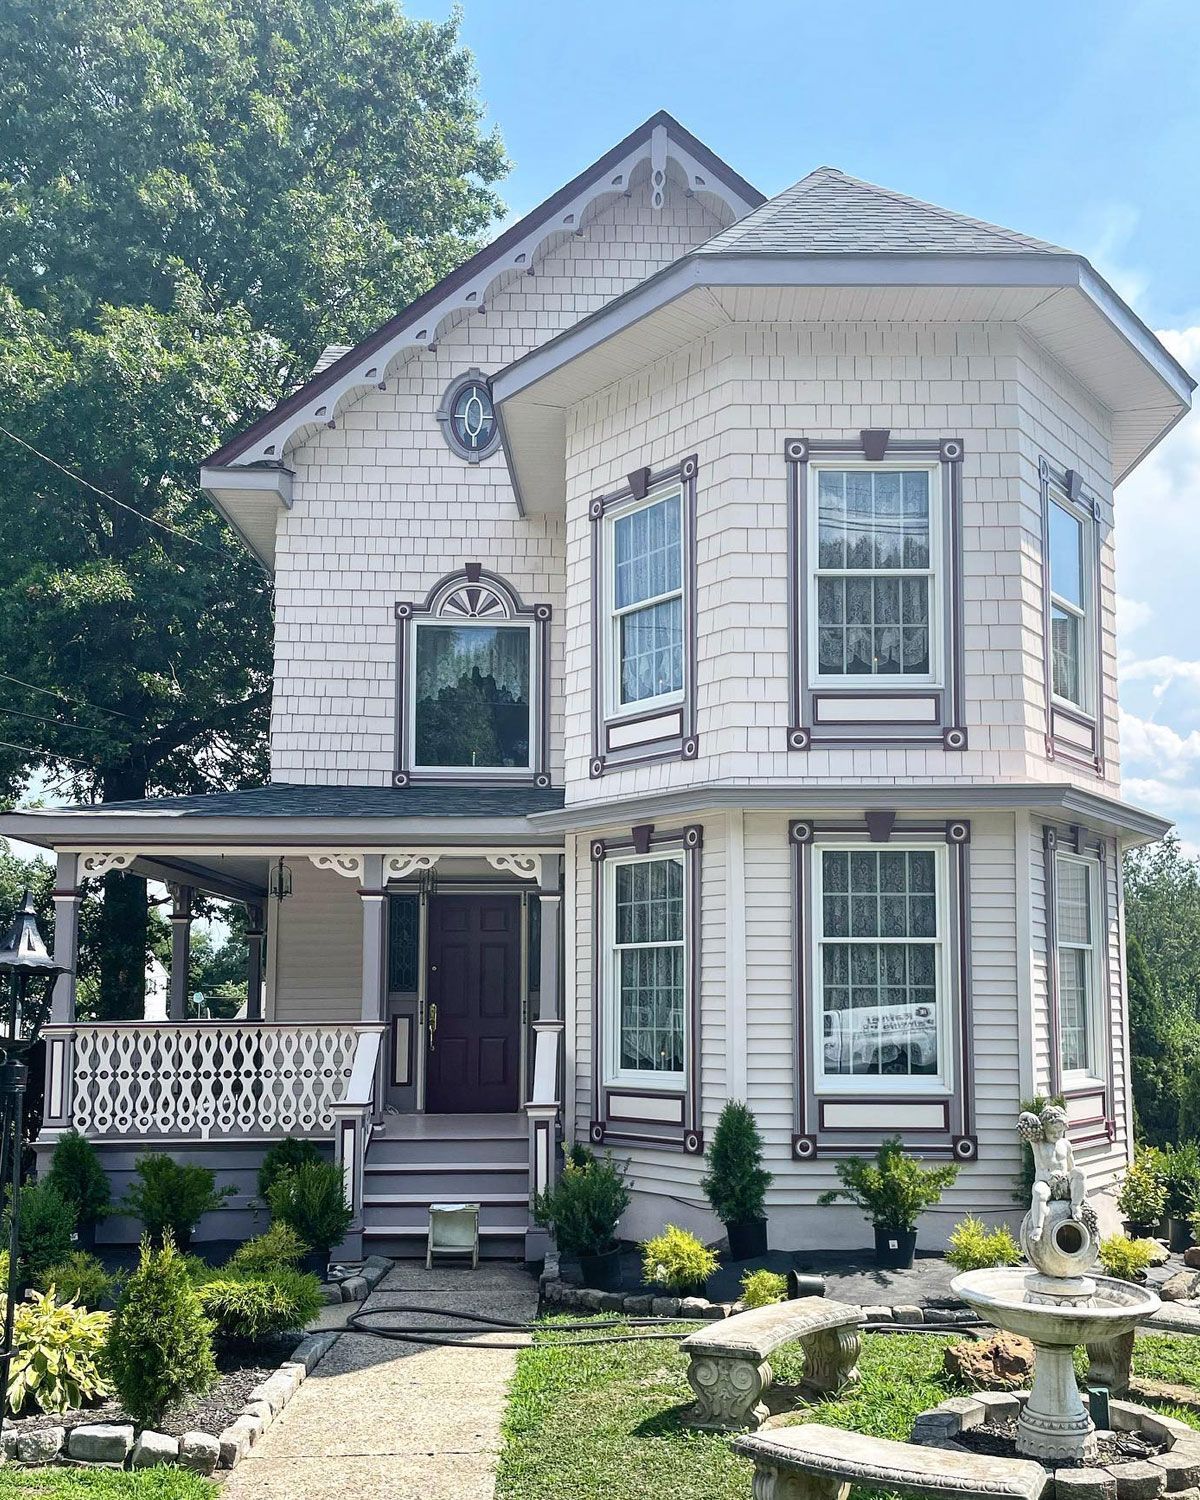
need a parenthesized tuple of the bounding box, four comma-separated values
(640, 1225, 718, 1294)
(6, 1288, 112, 1416)
(945, 1216, 1022, 1272)
(740, 1268, 787, 1309)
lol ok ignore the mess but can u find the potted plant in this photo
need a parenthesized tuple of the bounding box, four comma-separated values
(267, 1161, 354, 1275)
(702, 1101, 773, 1261)
(818, 1136, 959, 1270)
(534, 1146, 630, 1290)
(1117, 1147, 1168, 1239)
(121, 1153, 234, 1251)
(45, 1130, 111, 1251)
(1161, 1141, 1200, 1252)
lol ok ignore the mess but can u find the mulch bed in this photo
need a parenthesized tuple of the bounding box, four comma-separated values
(6, 1333, 302, 1441)
(957, 1420, 1165, 1470)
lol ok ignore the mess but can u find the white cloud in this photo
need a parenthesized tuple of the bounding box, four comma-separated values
(1116, 595, 1153, 636)
(1120, 707, 1200, 782)
(1082, 202, 1151, 308)
(1120, 654, 1200, 698)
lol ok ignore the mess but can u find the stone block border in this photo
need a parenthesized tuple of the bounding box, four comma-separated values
(538, 1250, 978, 1326)
(322, 1252, 392, 1305)
(0, 1326, 345, 1474)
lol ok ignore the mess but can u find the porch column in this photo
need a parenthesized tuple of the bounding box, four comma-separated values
(526, 854, 564, 1259)
(44, 852, 82, 1137)
(244, 902, 265, 1021)
(359, 854, 387, 1024)
(168, 883, 194, 1020)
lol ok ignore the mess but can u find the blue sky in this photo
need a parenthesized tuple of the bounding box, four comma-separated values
(421, 0, 1200, 845)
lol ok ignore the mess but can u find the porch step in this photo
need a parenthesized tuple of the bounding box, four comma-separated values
(364, 1164, 529, 1198)
(367, 1132, 528, 1169)
(363, 1226, 527, 1261)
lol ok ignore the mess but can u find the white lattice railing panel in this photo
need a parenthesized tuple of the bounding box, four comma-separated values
(66, 1024, 376, 1140)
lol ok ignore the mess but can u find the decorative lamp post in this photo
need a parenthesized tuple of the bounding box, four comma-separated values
(0, 891, 67, 1444)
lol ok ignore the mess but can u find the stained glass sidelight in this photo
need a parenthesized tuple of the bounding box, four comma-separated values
(388, 895, 419, 993)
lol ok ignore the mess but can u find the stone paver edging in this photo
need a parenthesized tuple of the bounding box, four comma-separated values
(321, 1253, 392, 1306)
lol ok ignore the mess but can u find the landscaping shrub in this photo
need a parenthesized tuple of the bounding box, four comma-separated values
(266, 1160, 353, 1256)
(640, 1225, 718, 1294)
(106, 1236, 217, 1428)
(1099, 1234, 1155, 1282)
(4, 1181, 76, 1282)
(6, 1287, 111, 1416)
(701, 1101, 772, 1225)
(33, 1250, 115, 1307)
(818, 1137, 959, 1232)
(45, 1129, 111, 1235)
(534, 1151, 630, 1257)
(740, 1268, 787, 1309)
(122, 1153, 234, 1248)
(228, 1221, 310, 1274)
(257, 1136, 323, 1202)
(195, 1266, 323, 1344)
(1161, 1141, 1200, 1222)
(1119, 1146, 1168, 1232)
(945, 1216, 1021, 1272)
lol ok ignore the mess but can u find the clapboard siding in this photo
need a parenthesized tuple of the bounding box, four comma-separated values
(271, 860, 361, 1022)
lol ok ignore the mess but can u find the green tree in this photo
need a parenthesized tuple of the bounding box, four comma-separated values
(1125, 836, 1200, 1018)
(0, 0, 506, 1015)
(1127, 934, 1185, 1145)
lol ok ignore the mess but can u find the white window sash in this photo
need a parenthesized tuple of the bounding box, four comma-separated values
(1048, 495, 1095, 716)
(605, 485, 686, 721)
(408, 617, 536, 776)
(812, 840, 954, 1097)
(1055, 852, 1105, 1087)
(806, 460, 944, 689)
(603, 850, 688, 1092)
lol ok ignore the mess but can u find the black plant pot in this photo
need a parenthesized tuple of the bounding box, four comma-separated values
(1167, 1217, 1194, 1254)
(725, 1217, 768, 1261)
(579, 1247, 622, 1290)
(874, 1225, 917, 1270)
(1123, 1219, 1163, 1242)
(300, 1248, 331, 1279)
(74, 1218, 98, 1254)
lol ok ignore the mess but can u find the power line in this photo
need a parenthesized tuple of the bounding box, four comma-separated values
(0, 704, 110, 738)
(0, 423, 242, 562)
(0, 670, 131, 721)
(0, 736, 91, 767)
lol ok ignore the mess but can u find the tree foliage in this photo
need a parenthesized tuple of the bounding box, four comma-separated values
(0, 0, 507, 1013)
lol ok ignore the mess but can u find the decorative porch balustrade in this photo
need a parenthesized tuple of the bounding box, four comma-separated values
(41, 1022, 385, 1141)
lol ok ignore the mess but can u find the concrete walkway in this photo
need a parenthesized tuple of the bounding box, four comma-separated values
(222, 1262, 538, 1500)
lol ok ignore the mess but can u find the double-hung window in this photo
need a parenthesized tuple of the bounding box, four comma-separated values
(1048, 500, 1091, 711)
(606, 853, 686, 1087)
(814, 845, 949, 1092)
(1055, 853, 1101, 1079)
(608, 487, 684, 715)
(811, 464, 939, 683)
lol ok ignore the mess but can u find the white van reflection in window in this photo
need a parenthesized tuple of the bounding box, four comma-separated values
(823, 1003, 938, 1077)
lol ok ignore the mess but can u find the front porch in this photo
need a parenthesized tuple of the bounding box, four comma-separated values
(7, 784, 567, 1260)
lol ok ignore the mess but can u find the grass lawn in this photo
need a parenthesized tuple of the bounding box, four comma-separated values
(0, 1470, 216, 1498)
(496, 1319, 1200, 1500)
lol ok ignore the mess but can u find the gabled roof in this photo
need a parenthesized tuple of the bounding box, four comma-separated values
(694, 166, 1068, 258)
(203, 111, 762, 473)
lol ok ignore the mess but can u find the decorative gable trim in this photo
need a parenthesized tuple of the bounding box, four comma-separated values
(204, 114, 761, 471)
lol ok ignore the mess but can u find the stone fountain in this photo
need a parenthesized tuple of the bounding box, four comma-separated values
(951, 1104, 1160, 1463)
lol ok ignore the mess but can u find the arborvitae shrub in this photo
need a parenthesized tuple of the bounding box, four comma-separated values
(5, 1182, 76, 1282)
(106, 1235, 216, 1427)
(257, 1137, 323, 1202)
(702, 1101, 772, 1224)
(45, 1130, 110, 1230)
(121, 1154, 233, 1247)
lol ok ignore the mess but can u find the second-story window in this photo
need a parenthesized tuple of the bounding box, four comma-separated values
(811, 464, 939, 683)
(1048, 499, 1091, 711)
(413, 620, 531, 770)
(608, 485, 684, 714)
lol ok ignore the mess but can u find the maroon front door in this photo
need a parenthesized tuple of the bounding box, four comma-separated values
(425, 894, 522, 1113)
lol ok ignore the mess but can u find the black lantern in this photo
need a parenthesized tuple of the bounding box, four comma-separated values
(0, 890, 68, 1446)
(269, 857, 293, 902)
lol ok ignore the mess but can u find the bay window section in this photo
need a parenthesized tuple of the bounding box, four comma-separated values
(607, 853, 686, 1086)
(1055, 854, 1100, 1078)
(812, 466, 937, 682)
(1048, 500, 1089, 710)
(412, 622, 531, 771)
(816, 846, 948, 1091)
(609, 488, 684, 714)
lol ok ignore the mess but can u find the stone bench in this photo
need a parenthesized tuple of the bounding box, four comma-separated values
(733, 1422, 1050, 1500)
(679, 1295, 862, 1431)
(1087, 1301, 1200, 1397)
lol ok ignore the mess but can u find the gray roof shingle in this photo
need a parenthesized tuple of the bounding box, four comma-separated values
(695, 166, 1069, 258)
(62, 784, 565, 819)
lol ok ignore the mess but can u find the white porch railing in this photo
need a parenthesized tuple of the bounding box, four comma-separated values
(41, 1023, 385, 1141)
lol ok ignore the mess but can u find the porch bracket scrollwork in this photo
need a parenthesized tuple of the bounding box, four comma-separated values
(485, 852, 542, 881)
(308, 853, 366, 881)
(79, 851, 139, 878)
(383, 852, 442, 882)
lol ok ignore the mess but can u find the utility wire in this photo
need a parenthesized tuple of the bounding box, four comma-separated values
(0, 704, 110, 738)
(0, 737, 91, 767)
(0, 423, 242, 562)
(0, 670, 132, 721)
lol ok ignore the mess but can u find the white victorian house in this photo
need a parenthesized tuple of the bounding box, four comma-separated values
(2, 113, 1192, 1260)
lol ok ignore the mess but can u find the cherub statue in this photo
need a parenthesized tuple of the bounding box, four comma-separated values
(1018, 1104, 1097, 1243)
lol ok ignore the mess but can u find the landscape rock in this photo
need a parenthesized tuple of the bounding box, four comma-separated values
(292, 1330, 338, 1374)
(944, 1331, 1035, 1389)
(1114, 1460, 1167, 1500)
(911, 1409, 961, 1445)
(1149, 1439, 1200, 1492)
(67, 1423, 135, 1463)
(597, 1292, 624, 1313)
(975, 1391, 1022, 1424)
(339, 1275, 369, 1302)
(623, 1294, 653, 1316)
(1159, 1269, 1200, 1303)
(701, 1301, 728, 1319)
(318, 1282, 343, 1305)
(1183, 1247, 1200, 1270)
(1056, 1469, 1117, 1500)
(679, 1297, 708, 1318)
(892, 1304, 923, 1324)
(179, 1430, 221, 1475)
(218, 1421, 254, 1469)
(651, 1296, 681, 1318)
(131, 1430, 179, 1467)
(17, 1426, 64, 1464)
(938, 1396, 987, 1430)
(249, 1370, 297, 1416)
